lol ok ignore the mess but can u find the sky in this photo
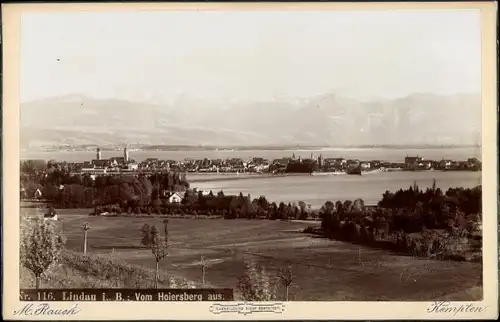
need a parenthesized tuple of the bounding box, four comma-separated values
(20, 9, 481, 104)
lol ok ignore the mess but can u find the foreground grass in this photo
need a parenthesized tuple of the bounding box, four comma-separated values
(20, 208, 483, 301)
(20, 250, 199, 289)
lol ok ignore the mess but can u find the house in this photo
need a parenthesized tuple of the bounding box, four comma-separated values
(360, 162, 371, 170)
(380, 161, 392, 168)
(127, 163, 139, 171)
(420, 160, 434, 169)
(252, 157, 265, 164)
(226, 158, 244, 167)
(167, 192, 184, 204)
(439, 159, 452, 169)
(404, 156, 424, 168)
(82, 163, 95, 170)
(254, 164, 269, 172)
(324, 158, 346, 165)
(272, 158, 291, 166)
(345, 159, 360, 166)
(110, 157, 126, 165)
(91, 159, 110, 168)
(467, 158, 481, 169)
(450, 161, 461, 169)
(332, 158, 347, 165)
(34, 188, 43, 199)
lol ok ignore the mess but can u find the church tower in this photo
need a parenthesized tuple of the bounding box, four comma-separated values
(96, 148, 101, 160)
(124, 147, 129, 162)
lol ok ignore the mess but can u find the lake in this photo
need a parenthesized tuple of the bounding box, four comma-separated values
(189, 171, 481, 208)
(21, 147, 481, 163)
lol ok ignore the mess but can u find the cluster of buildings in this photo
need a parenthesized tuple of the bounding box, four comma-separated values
(402, 156, 482, 171)
(69, 149, 482, 176)
(72, 148, 139, 176)
(21, 147, 482, 180)
(316, 155, 481, 172)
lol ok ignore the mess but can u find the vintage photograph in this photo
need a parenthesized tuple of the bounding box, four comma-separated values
(2, 2, 498, 320)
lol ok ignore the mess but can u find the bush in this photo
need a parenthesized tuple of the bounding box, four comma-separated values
(237, 260, 277, 301)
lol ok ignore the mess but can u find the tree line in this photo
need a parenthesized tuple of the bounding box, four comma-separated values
(318, 182, 482, 261)
(21, 170, 189, 209)
(92, 190, 314, 220)
(321, 182, 482, 236)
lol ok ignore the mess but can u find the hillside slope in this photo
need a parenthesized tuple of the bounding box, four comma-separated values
(20, 250, 200, 289)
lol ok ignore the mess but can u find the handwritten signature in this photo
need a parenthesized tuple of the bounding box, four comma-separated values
(13, 303, 81, 316)
(427, 301, 487, 316)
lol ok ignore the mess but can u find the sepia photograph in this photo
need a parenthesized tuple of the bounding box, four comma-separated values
(2, 2, 498, 320)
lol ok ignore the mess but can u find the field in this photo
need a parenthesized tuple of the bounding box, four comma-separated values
(20, 206, 482, 301)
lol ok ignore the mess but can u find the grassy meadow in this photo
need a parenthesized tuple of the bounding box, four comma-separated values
(20, 205, 482, 301)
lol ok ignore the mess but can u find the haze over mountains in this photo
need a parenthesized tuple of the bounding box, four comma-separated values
(20, 92, 481, 149)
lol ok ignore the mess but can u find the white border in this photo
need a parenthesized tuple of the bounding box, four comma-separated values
(2, 2, 498, 320)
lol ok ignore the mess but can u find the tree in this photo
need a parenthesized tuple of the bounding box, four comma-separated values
(278, 265, 293, 301)
(343, 200, 353, 212)
(335, 201, 344, 213)
(238, 260, 277, 301)
(298, 201, 306, 214)
(352, 198, 365, 212)
(321, 201, 335, 216)
(20, 218, 64, 288)
(151, 197, 162, 215)
(140, 221, 169, 289)
(298, 201, 308, 220)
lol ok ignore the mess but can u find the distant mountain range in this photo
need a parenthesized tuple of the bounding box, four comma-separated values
(20, 92, 481, 149)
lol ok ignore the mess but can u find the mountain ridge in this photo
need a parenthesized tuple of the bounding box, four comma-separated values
(20, 92, 482, 149)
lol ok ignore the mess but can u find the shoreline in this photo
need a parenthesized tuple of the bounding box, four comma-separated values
(188, 169, 480, 183)
(188, 172, 311, 183)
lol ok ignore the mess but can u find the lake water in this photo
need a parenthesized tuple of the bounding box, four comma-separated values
(21, 147, 481, 163)
(190, 171, 481, 208)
